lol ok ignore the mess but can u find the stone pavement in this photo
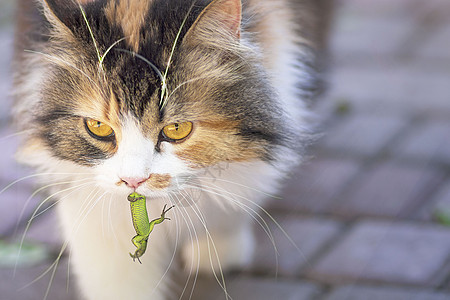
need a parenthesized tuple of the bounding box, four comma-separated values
(2, 0, 450, 299)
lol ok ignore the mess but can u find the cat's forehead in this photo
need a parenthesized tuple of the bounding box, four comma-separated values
(103, 0, 155, 53)
(80, 0, 204, 53)
(70, 0, 206, 117)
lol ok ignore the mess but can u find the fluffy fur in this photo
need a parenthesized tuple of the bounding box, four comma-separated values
(12, 0, 324, 299)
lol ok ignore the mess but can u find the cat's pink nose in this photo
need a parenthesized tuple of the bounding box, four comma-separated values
(121, 177, 148, 189)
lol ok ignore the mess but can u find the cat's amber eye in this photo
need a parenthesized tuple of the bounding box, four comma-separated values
(85, 118, 114, 139)
(162, 122, 193, 141)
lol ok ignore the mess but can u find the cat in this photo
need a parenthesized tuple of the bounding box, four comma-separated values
(12, 0, 324, 299)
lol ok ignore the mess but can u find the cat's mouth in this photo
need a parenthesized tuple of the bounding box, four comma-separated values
(112, 173, 201, 207)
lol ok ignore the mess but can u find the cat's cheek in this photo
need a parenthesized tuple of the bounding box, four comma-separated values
(138, 145, 196, 192)
(143, 174, 172, 190)
(151, 143, 192, 175)
(92, 165, 127, 194)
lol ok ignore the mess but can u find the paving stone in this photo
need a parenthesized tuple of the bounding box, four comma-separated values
(332, 0, 450, 63)
(331, 0, 421, 60)
(324, 284, 450, 300)
(307, 220, 450, 286)
(413, 4, 450, 61)
(274, 157, 360, 213)
(181, 276, 321, 300)
(0, 30, 13, 123)
(0, 130, 42, 237)
(252, 216, 343, 276)
(392, 120, 450, 165)
(327, 63, 450, 116)
(417, 180, 450, 222)
(0, 183, 41, 237)
(331, 14, 414, 60)
(25, 209, 63, 250)
(0, 258, 78, 300)
(419, 24, 450, 60)
(333, 0, 422, 15)
(0, 128, 34, 184)
(431, 181, 450, 215)
(0, 0, 15, 27)
(333, 161, 443, 218)
(321, 114, 408, 157)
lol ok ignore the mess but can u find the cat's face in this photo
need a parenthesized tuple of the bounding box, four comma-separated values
(22, 0, 290, 197)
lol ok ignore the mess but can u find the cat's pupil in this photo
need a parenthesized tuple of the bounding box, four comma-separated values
(174, 123, 179, 131)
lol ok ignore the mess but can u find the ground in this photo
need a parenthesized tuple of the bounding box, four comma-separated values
(1, 0, 450, 299)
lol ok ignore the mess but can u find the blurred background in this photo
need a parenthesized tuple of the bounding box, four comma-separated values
(1, 0, 450, 299)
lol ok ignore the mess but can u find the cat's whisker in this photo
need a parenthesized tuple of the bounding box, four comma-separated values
(169, 192, 200, 300)
(185, 182, 280, 276)
(15, 181, 95, 277)
(0, 172, 92, 198)
(169, 190, 210, 299)
(14, 177, 94, 235)
(196, 178, 279, 233)
(66, 250, 71, 294)
(187, 179, 274, 234)
(43, 249, 65, 300)
(159, 0, 197, 110)
(27, 181, 95, 224)
(17, 182, 96, 299)
(23, 49, 101, 91)
(165, 74, 228, 104)
(182, 199, 231, 300)
(46, 188, 107, 300)
(78, 4, 102, 70)
(36, 189, 103, 300)
(101, 190, 106, 239)
(107, 194, 119, 243)
(195, 174, 281, 200)
(115, 49, 165, 85)
(36, 185, 102, 300)
(196, 203, 232, 300)
(190, 179, 310, 270)
(98, 37, 126, 75)
(99, 192, 116, 241)
(18, 240, 69, 300)
(72, 189, 107, 240)
(173, 194, 207, 300)
(79, 4, 126, 81)
(187, 182, 279, 257)
(0, 129, 33, 141)
(148, 195, 180, 297)
(177, 191, 203, 300)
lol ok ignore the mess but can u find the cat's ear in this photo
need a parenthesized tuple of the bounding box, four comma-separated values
(41, 0, 88, 33)
(42, 0, 75, 27)
(184, 0, 242, 45)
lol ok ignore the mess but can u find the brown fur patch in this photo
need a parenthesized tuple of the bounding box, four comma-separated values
(175, 120, 264, 169)
(70, 81, 122, 154)
(104, 0, 152, 52)
(40, 53, 122, 160)
(147, 174, 172, 190)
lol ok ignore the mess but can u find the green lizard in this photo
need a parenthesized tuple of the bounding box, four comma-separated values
(127, 192, 174, 263)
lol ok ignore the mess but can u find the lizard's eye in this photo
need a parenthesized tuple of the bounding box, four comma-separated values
(84, 118, 115, 140)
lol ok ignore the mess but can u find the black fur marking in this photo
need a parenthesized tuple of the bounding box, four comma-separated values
(38, 113, 113, 166)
